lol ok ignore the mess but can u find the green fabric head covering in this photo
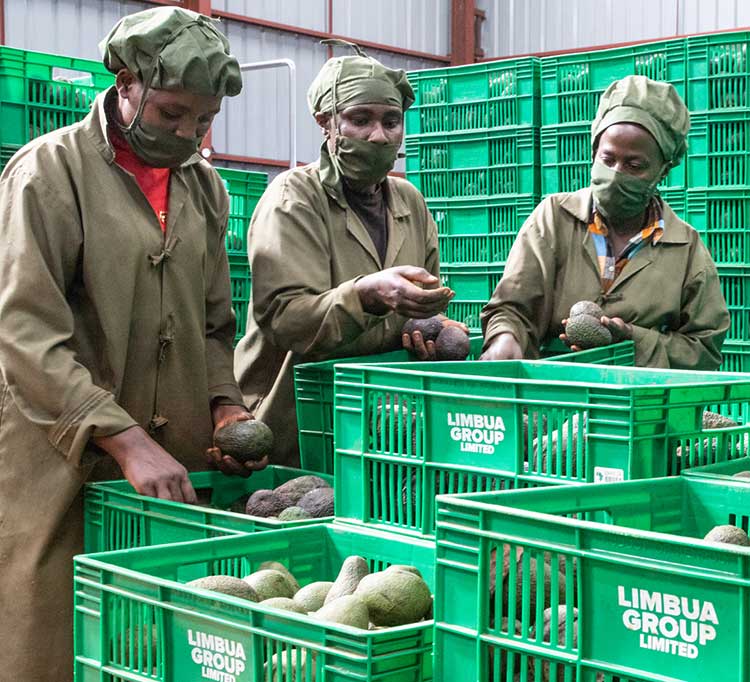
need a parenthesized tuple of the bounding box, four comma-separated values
(307, 42, 414, 115)
(591, 75, 690, 167)
(100, 6, 242, 97)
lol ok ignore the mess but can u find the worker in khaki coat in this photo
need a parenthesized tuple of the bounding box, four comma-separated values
(0, 8, 261, 681)
(481, 76, 729, 368)
(234, 44, 460, 467)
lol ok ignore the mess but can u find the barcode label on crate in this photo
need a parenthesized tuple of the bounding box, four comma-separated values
(594, 466, 625, 483)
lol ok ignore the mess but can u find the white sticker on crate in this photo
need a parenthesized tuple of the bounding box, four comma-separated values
(188, 629, 246, 680)
(618, 586, 718, 659)
(447, 412, 506, 454)
(594, 466, 625, 483)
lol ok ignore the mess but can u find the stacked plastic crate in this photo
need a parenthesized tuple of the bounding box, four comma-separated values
(685, 31, 750, 371)
(539, 38, 688, 213)
(405, 59, 541, 333)
(215, 167, 267, 346)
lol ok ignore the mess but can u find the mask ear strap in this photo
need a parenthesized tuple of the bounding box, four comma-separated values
(119, 19, 201, 134)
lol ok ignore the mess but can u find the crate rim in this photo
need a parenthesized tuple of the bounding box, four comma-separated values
(75, 521, 436, 636)
(435, 476, 750, 556)
(334, 358, 750, 391)
(85, 465, 334, 530)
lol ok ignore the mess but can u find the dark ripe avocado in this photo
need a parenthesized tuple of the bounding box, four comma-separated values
(569, 300, 603, 320)
(297, 487, 334, 518)
(434, 326, 471, 361)
(214, 419, 273, 462)
(564, 314, 612, 349)
(402, 316, 444, 343)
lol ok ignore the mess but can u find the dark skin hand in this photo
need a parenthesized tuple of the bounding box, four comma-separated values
(206, 404, 269, 478)
(402, 316, 470, 360)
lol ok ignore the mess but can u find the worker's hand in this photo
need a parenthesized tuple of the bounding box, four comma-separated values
(402, 315, 469, 360)
(479, 332, 523, 361)
(601, 316, 633, 342)
(206, 405, 269, 478)
(355, 266, 454, 318)
(558, 318, 582, 352)
(95, 425, 197, 503)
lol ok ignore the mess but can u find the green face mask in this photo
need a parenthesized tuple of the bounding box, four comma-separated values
(333, 135, 400, 190)
(590, 160, 662, 220)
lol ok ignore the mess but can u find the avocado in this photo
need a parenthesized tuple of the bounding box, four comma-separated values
(265, 650, 315, 682)
(703, 524, 750, 546)
(313, 595, 370, 629)
(278, 506, 313, 521)
(501, 559, 567, 627)
(245, 489, 295, 518)
(529, 413, 585, 478)
(258, 561, 301, 593)
(402, 316, 444, 343)
(293, 581, 334, 612)
(385, 565, 423, 578)
(214, 419, 274, 463)
(273, 475, 330, 504)
(354, 568, 432, 626)
(324, 555, 369, 605)
(434, 326, 471, 361)
(243, 569, 296, 600)
(373, 399, 417, 453)
(702, 410, 739, 430)
(117, 624, 158, 668)
(490, 618, 524, 679)
(529, 607, 579, 682)
(260, 597, 307, 614)
(297, 487, 334, 518)
(733, 471, 750, 480)
(564, 314, 612, 349)
(568, 300, 603, 320)
(186, 575, 259, 602)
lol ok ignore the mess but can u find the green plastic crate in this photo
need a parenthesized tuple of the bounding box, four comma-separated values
(215, 167, 267, 257)
(430, 194, 537, 266)
(405, 127, 539, 199)
(686, 188, 750, 265)
(0, 46, 112, 149)
(687, 31, 750, 112)
(687, 111, 750, 188)
(294, 337, 485, 475)
(405, 57, 540, 136)
(333, 361, 750, 536)
(718, 265, 750, 342)
(541, 39, 686, 126)
(435, 476, 750, 681)
(720, 341, 750, 373)
(439, 263, 504, 331)
(546, 340, 636, 367)
(229, 254, 251, 346)
(682, 454, 750, 482)
(84, 466, 334, 554)
(0, 142, 20, 173)
(74, 524, 436, 682)
(541, 123, 685, 196)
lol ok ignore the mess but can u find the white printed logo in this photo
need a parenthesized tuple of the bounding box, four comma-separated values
(188, 630, 247, 681)
(618, 586, 718, 659)
(447, 412, 505, 454)
(594, 466, 624, 483)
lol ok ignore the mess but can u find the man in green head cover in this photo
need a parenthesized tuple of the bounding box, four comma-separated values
(0, 7, 257, 680)
(235, 43, 463, 467)
(481, 75, 728, 368)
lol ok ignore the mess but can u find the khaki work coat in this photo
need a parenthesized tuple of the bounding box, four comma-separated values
(0, 88, 243, 681)
(234, 160, 439, 466)
(481, 187, 730, 369)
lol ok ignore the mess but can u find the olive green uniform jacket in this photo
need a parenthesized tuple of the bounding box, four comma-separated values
(234, 162, 439, 466)
(0, 88, 243, 682)
(481, 187, 729, 369)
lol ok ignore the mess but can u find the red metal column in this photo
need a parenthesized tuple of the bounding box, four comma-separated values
(0, 0, 6, 45)
(183, 0, 214, 157)
(451, 0, 476, 65)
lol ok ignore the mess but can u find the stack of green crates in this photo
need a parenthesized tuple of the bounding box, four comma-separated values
(539, 38, 687, 200)
(685, 31, 750, 371)
(0, 46, 114, 174)
(406, 58, 541, 332)
(215, 167, 267, 346)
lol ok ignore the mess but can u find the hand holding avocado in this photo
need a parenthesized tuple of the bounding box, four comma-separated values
(206, 406, 271, 477)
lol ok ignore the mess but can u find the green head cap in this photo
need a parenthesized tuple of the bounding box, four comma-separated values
(591, 75, 690, 167)
(307, 41, 414, 115)
(100, 6, 242, 98)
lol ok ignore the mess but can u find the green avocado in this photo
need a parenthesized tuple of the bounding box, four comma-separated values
(568, 300, 603, 320)
(402, 316, 444, 343)
(564, 314, 612, 349)
(214, 419, 274, 462)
